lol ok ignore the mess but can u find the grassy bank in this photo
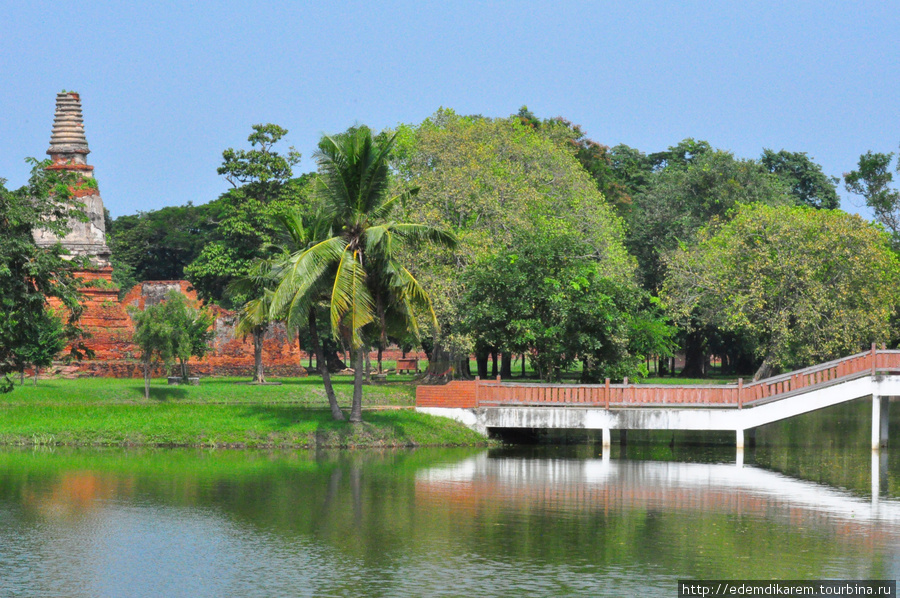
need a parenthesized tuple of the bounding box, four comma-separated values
(0, 376, 490, 449)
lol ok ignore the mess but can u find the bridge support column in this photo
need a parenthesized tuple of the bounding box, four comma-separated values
(746, 428, 756, 448)
(736, 429, 745, 450)
(602, 428, 611, 452)
(872, 395, 889, 450)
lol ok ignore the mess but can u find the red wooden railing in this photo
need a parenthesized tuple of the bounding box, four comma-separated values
(457, 346, 900, 409)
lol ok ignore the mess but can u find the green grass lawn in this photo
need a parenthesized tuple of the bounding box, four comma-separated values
(0, 375, 489, 449)
(5, 375, 418, 406)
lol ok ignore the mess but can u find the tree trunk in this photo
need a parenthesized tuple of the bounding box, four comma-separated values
(476, 349, 489, 379)
(377, 345, 383, 374)
(33, 367, 39, 386)
(143, 360, 151, 400)
(500, 352, 512, 379)
(326, 346, 348, 372)
(423, 340, 472, 383)
(753, 355, 776, 381)
(350, 348, 364, 423)
(252, 326, 266, 383)
(20, 370, 25, 385)
(364, 349, 371, 384)
(680, 330, 707, 378)
(309, 309, 344, 421)
(522, 354, 526, 378)
(490, 349, 498, 378)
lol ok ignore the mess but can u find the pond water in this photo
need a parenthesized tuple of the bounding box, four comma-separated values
(1, 399, 898, 597)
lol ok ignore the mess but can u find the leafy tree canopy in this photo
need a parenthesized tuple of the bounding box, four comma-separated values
(109, 202, 216, 287)
(0, 160, 87, 392)
(761, 149, 840, 210)
(184, 125, 313, 307)
(130, 290, 214, 396)
(627, 146, 792, 292)
(391, 109, 634, 373)
(844, 149, 900, 242)
(463, 229, 673, 382)
(663, 204, 900, 379)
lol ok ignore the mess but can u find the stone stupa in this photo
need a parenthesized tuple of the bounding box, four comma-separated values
(35, 91, 132, 361)
(33, 91, 112, 268)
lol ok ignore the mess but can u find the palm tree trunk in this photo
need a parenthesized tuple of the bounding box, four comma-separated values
(350, 347, 364, 423)
(253, 326, 266, 383)
(309, 309, 344, 420)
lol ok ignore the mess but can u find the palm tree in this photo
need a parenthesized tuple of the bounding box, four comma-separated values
(270, 209, 346, 421)
(270, 126, 455, 422)
(230, 260, 277, 384)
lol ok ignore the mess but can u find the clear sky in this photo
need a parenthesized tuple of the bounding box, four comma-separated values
(2, 1, 898, 218)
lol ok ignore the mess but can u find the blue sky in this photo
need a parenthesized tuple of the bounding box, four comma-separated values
(2, 1, 898, 218)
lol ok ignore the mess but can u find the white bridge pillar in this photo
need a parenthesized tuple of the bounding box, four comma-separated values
(602, 428, 611, 452)
(736, 428, 745, 450)
(872, 395, 890, 450)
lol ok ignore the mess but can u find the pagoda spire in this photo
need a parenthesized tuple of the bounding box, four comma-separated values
(33, 91, 110, 267)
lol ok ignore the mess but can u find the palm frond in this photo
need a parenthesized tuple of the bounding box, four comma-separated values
(330, 249, 375, 349)
(270, 236, 346, 321)
(388, 223, 458, 250)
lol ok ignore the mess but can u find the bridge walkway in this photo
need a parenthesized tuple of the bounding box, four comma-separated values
(416, 346, 900, 450)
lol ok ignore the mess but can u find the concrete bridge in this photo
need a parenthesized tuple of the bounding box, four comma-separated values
(416, 346, 899, 450)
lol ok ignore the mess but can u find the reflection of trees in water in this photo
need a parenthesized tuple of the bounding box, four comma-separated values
(0, 446, 896, 580)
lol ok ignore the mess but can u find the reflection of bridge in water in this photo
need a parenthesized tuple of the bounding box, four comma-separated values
(415, 453, 900, 543)
(418, 347, 900, 450)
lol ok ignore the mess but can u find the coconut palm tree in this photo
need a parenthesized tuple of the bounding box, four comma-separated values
(270, 209, 346, 420)
(270, 126, 455, 422)
(230, 260, 277, 384)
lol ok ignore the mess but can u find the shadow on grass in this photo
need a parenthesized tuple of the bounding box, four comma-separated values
(238, 405, 336, 430)
(235, 405, 414, 437)
(134, 387, 189, 401)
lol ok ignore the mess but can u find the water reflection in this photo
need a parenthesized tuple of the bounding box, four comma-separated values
(0, 446, 897, 597)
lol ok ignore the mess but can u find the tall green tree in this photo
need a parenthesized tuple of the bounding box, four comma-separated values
(663, 204, 900, 380)
(844, 149, 900, 242)
(266, 209, 346, 419)
(185, 124, 308, 306)
(760, 149, 840, 209)
(627, 145, 791, 292)
(626, 145, 792, 377)
(391, 109, 633, 380)
(271, 126, 455, 422)
(463, 230, 673, 382)
(0, 160, 87, 392)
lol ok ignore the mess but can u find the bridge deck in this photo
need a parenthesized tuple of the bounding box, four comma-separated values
(416, 347, 899, 449)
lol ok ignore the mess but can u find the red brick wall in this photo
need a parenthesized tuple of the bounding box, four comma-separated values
(416, 380, 477, 408)
(51, 278, 433, 379)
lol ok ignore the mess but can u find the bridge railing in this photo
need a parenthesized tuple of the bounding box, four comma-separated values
(416, 346, 900, 409)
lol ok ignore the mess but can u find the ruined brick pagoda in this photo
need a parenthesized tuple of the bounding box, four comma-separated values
(34, 92, 133, 360)
(31, 92, 308, 377)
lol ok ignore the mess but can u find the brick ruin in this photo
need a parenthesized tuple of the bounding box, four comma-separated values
(34, 92, 308, 378)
